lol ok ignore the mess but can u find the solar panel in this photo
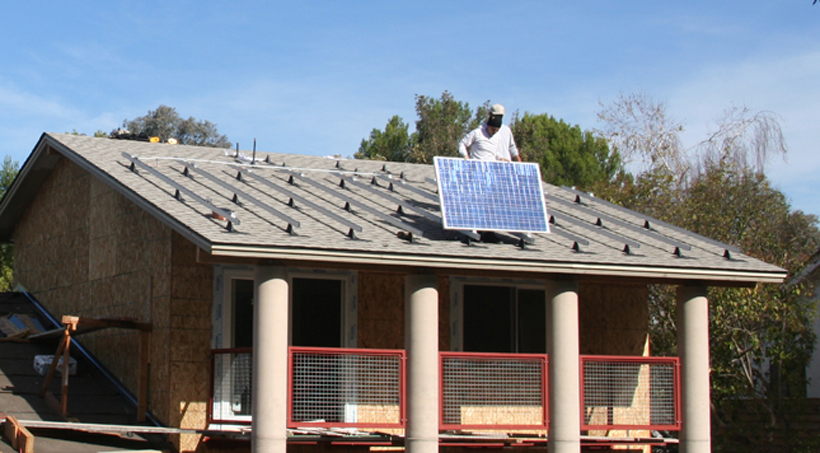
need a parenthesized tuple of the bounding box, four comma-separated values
(434, 157, 550, 233)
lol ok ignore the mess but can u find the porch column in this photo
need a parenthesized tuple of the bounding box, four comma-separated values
(405, 274, 439, 453)
(252, 265, 289, 453)
(677, 284, 711, 453)
(546, 280, 581, 453)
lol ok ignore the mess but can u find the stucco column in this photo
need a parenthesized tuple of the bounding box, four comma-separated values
(405, 274, 439, 453)
(546, 280, 581, 453)
(252, 265, 289, 453)
(677, 285, 711, 453)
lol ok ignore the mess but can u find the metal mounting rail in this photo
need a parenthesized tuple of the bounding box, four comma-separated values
(238, 168, 363, 237)
(334, 173, 440, 223)
(288, 171, 424, 240)
(546, 194, 691, 252)
(551, 212, 641, 251)
(182, 162, 300, 232)
(373, 175, 440, 203)
(560, 186, 740, 254)
(122, 153, 240, 230)
(347, 174, 480, 242)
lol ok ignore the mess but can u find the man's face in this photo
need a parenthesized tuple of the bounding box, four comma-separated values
(487, 125, 500, 136)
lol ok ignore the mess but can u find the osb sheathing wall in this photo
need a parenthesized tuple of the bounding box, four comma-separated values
(12, 156, 213, 451)
(579, 282, 649, 356)
(357, 272, 450, 351)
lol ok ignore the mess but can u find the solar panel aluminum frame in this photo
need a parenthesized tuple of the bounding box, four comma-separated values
(434, 157, 551, 234)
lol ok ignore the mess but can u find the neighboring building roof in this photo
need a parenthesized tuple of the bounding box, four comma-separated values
(0, 133, 787, 285)
(0, 292, 171, 452)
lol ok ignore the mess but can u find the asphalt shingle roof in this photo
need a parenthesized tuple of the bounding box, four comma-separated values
(0, 133, 788, 284)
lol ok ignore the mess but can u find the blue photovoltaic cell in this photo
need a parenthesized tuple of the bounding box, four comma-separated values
(434, 157, 550, 233)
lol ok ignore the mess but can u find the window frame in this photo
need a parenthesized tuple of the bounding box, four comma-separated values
(449, 276, 547, 353)
(212, 265, 358, 350)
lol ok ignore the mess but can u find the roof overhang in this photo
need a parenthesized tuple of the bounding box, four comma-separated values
(205, 243, 787, 286)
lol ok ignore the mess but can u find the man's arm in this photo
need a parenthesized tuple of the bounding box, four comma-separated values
(457, 131, 474, 158)
(508, 130, 522, 162)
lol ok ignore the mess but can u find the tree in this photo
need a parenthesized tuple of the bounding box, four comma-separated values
(596, 93, 820, 450)
(597, 92, 688, 183)
(510, 112, 622, 189)
(0, 156, 20, 291)
(121, 105, 231, 148)
(355, 115, 410, 161)
(408, 92, 488, 164)
(357, 93, 623, 191)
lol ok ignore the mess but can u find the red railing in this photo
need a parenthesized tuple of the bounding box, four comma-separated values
(210, 348, 680, 432)
(440, 352, 548, 430)
(288, 347, 406, 429)
(580, 355, 681, 431)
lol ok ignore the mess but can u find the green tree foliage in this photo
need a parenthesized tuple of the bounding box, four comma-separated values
(355, 115, 410, 161)
(510, 112, 622, 189)
(0, 156, 20, 291)
(122, 105, 231, 148)
(408, 91, 488, 164)
(596, 94, 820, 450)
(356, 92, 487, 165)
(68, 129, 109, 138)
(358, 93, 622, 189)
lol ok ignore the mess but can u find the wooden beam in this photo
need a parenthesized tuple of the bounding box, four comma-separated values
(3, 415, 35, 453)
(39, 332, 68, 398)
(138, 330, 150, 422)
(61, 329, 71, 416)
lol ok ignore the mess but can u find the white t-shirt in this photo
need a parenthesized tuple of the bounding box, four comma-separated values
(457, 124, 519, 161)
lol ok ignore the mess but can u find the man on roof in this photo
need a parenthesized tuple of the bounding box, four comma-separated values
(457, 103, 522, 162)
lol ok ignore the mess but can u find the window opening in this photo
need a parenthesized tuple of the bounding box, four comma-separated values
(460, 283, 546, 354)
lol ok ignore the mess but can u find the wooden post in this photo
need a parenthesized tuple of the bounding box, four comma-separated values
(138, 330, 150, 422)
(39, 334, 68, 398)
(61, 328, 71, 415)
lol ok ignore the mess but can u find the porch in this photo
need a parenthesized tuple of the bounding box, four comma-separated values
(210, 347, 680, 445)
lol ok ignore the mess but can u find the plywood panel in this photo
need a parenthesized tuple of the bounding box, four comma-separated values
(579, 283, 649, 356)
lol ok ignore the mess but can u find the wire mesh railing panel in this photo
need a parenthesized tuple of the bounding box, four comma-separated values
(290, 348, 405, 428)
(581, 356, 680, 430)
(441, 353, 547, 429)
(211, 349, 253, 424)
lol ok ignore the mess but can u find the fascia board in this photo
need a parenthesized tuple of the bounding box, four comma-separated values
(0, 134, 60, 241)
(209, 244, 788, 284)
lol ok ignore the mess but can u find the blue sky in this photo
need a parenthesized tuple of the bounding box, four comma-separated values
(2, 1, 819, 216)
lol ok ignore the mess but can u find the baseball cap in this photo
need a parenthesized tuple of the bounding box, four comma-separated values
(490, 104, 505, 115)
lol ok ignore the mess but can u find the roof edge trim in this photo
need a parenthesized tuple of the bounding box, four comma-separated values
(209, 244, 787, 284)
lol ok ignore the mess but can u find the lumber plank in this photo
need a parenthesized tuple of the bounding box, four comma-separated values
(3, 415, 35, 453)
